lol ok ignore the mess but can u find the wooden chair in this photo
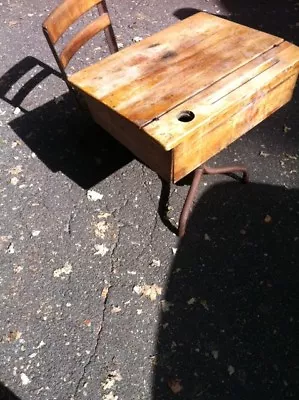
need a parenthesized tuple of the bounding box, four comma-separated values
(42, 0, 118, 94)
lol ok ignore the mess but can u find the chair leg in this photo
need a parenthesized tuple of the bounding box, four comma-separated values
(178, 164, 249, 237)
(97, 1, 119, 54)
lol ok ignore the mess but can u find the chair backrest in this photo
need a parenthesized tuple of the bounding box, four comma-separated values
(42, 0, 118, 84)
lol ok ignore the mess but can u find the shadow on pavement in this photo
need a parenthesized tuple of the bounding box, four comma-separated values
(1, 57, 133, 189)
(0, 382, 21, 400)
(174, 1, 299, 42)
(153, 182, 299, 399)
(221, 0, 299, 42)
(173, 8, 199, 20)
(9, 94, 133, 189)
(0, 56, 61, 113)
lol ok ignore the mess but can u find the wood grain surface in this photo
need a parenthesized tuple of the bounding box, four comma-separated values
(68, 12, 299, 182)
(43, 0, 104, 43)
(69, 12, 284, 126)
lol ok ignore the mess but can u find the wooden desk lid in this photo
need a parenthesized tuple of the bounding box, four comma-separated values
(69, 12, 299, 150)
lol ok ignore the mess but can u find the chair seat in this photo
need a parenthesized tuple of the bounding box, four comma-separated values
(68, 12, 299, 182)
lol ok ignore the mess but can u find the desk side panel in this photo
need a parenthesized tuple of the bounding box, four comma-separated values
(85, 96, 173, 181)
(145, 42, 299, 151)
(173, 72, 298, 182)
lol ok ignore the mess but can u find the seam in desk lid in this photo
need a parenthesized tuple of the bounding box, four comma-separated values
(68, 12, 283, 126)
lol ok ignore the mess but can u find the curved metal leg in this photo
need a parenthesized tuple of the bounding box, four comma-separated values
(158, 179, 177, 235)
(203, 165, 249, 184)
(178, 164, 249, 238)
(178, 168, 204, 237)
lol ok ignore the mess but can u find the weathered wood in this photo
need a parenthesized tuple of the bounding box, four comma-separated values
(107, 30, 282, 126)
(60, 13, 110, 68)
(43, 0, 118, 103)
(43, 0, 103, 44)
(68, 12, 283, 126)
(85, 96, 173, 181)
(144, 42, 299, 150)
(68, 12, 299, 183)
(173, 73, 298, 182)
(68, 13, 243, 99)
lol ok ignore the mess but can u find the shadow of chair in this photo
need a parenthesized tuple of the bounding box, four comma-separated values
(153, 181, 299, 399)
(1, 56, 133, 189)
(0, 56, 62, 113)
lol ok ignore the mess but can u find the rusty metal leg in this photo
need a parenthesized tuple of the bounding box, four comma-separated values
(178, 168, 204, 237)
(178, 164, 249, 237)
(203, 165, 249, 183)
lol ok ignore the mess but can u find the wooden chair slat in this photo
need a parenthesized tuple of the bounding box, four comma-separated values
(43, 0, 103, 44)
(60, 13, 110, 68)
(42, 0, 117, 100)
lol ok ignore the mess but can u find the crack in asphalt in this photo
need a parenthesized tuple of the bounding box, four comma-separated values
(135, 209, 158, 262)
(73, 200, 160, 398)
(64, 209, 75, 236)
(110, 219, 123, 275)
(63, 198, 81, 237)
(72, 286, 111, 399)
(72, 215, 120, 399)
(141, 165, 158, 207)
